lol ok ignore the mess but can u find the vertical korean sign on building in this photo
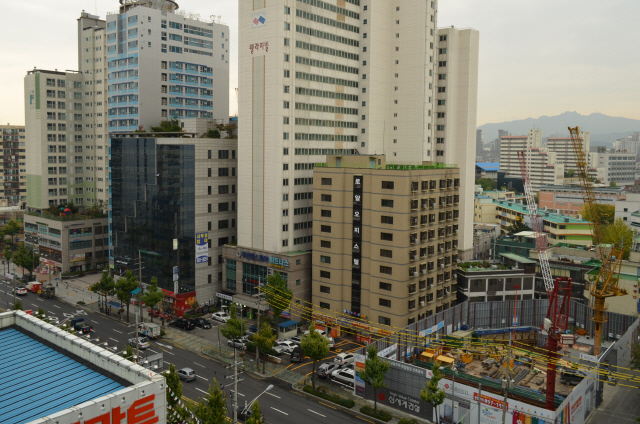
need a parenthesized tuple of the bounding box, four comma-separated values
(196, 232, 208, 264)
(351, 176, 363, 315)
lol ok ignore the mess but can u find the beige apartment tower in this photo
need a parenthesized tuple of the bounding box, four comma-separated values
(312, 155, 459, 329)
(0, 125, 26, 206)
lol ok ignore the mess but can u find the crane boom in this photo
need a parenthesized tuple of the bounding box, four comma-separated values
(568, 126, 627, 355)
(517, 150, 554, 292)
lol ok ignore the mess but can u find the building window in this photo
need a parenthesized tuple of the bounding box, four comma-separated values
(320, 270, 331, 278)
(321, 240, 331, 248)
(380, 282, 392, 291)
(381, 181, 394, 189)
(379, 298, 391, 307)
(321, 194, 332, 202)
(381, 233, 393, 241)
(320, 302, 330, 309)
(321, 210, 331, 217)
(379, 316, 391, 326)
(381, 216, 394, 224)
(320, 255, 331, 263)
(380, 266, 392, 275)
(320, 286, 330, 293)
(321, 178, 332, 185)
(321, 225, 331, 233)
(380, 249, 392, 258)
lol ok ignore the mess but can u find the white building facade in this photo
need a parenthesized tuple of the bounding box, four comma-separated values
(498, 129, 542, 177)
(234, 0, 479, 274)
(596, 152, 636, 186)
(546, 131, 590, 173)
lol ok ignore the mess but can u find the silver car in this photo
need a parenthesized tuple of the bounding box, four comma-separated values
(331, 368, 355, 385)
(317, 362, 341, 379)
(129, 337, 150, 349)
(178, 367, 196, 382)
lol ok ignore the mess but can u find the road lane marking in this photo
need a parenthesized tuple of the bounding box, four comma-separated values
(91, 320, 98, 323)
(230, 390, 245, 397)
(265, 392, 280, 399)
(270, 407, 288, 415)
(193, 362, 206, 368)
(112, 329, 123, 334)
(109, 337, 119, 342)
(53, 304, 60, 308)
(198, 376, 208, 381)
(47, 311, 56, 315)
(148, 349, 158, 353)
(318, 402, 337, 410)
(195, 388, 209, 395)
(356, 417, 374, 424)
(308, 409, 325, 418)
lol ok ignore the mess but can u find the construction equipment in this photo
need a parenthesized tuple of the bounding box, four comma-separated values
(518, 150, 573, 409)
(568, 126, 627, 356)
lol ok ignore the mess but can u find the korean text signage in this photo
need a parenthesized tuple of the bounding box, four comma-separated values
(239, 251, 289, 268)
(419, 320, 445, 337)
(70, 394, 159, 424)
(195, 232, 208, 264)
(351, 175, 363, 314)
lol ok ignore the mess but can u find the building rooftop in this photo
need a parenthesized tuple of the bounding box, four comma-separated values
(500, 253, 536, 264)
(476, 162, 500, 171)
(539, 185, 625, 194)
(0, 328, 125, 424)
(494, 200, 591, 224)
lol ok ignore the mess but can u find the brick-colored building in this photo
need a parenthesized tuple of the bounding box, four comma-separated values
(539, 185, 625, 216)
(312, 155, 460, 331)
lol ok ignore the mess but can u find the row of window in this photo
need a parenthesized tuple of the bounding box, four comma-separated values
(294, 87, 358, 102)
(295, 25, 359, 48)
(295, 56, 359, 75)
(295, 9, 360, 34)
(295, 40, 359, 61)
(295, 71, 358, 88)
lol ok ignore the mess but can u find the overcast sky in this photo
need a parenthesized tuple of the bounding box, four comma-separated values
(1, 0, 638, 127)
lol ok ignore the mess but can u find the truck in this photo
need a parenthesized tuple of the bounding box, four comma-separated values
(40, 285, 55, 299)
(138, 322, 162, 339)
(27, 281, 42, 293)
(69, 317, 93, 334)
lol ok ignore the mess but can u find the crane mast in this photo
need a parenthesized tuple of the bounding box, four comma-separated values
(568, 126, 627, 356)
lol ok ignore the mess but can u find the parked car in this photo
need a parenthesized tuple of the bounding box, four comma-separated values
(129, 337, 150, 349)
(341, 363, 355, 371)
(177, 368, 196, 382)
(327, 336, 335, 349)
(14, 287, 27, 296)
(317, 362, 341, 379)
(274, 340, 297, 354)
(304, 329, 327, 338)
(248, 324, 258, 333)
(228, 339, 247, 350)
(331, 368, 355, 385)
(560, 369, 586, 385)
(334, 353, 355, 365)
(288, 336, 303, 346)
(172, 318, 196, 331)
(290, 346, 304, 362)
(193, 318, 212, 329)
(211, 312, 230, 323)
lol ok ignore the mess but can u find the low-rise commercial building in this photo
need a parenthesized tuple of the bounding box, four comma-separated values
(456, 263, 536, 303)
(311, 155, 460, 329)
(24, 212, 108, 275)
(475, 162, 499, 180)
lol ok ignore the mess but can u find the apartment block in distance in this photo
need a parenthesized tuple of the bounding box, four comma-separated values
(232, 0, 479, 296)
(312, 155, 460, 330)
(109, 134, 237, 302)
(546, 131, 590, 173)
(0, 124, 26, 206)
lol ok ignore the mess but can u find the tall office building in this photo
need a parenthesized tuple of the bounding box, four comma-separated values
(476, 129, 483, 159)
(225, 0, 479, 302)
(0, 124, 26, 206)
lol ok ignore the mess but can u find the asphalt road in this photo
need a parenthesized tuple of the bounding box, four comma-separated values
(0, 283, 363, 424)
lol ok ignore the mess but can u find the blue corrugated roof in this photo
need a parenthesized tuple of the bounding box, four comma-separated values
(476, 162, 500, 171)
(0, 328, 125, 424)
(277, 320, 299, 328)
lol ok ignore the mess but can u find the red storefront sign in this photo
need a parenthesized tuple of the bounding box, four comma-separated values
(71, 394, 158, 424)
(473, 392, 508, 410)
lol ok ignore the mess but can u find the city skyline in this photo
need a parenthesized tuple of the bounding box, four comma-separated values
(1, 0, 639, 127)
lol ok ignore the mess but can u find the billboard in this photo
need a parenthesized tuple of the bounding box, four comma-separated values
(354, 353, 366, 397)
(70, 253, 85, 262)
(195, 232, 208, 264)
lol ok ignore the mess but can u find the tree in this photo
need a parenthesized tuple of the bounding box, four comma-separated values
(206, 129, 221, 138)
(192, 379, 228, 424)
(220, 303, 246, 350)
(507, 216, 532, 235)
(360, 344, 391, 414)
(580, 204, 615, 226)
(123, 344, 135, 362)
(223, 122, 238, 138)
(263, 272, 292, 322)
(565, 169, 576, 178)
(245, 401, 264, 424)
(475, 178, 496, 192)
(150, 119, 182, 133)
(13, 299, 23, 310)
(603, 218, 636, 259)
(140, 277, 165, 323)
(300, 323, 330, 391)
(3, 219, 21, 249)
(13, 243, 39, 280)
(610, 180, 618, 188)
(93, 271, 116, 313)
(165, 364, 188, 423)
(252, 322, 276, 373)
(420, 366, 446, 420)
(86, 200, 107, 218)
(3, 245, 13, 274)
(114, 271, 139, 322)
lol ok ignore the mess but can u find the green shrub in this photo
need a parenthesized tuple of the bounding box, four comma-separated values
(360, 405, 392, 422)
(398, 418, 419, 424)
(302, 385, 355, 408)
(77, 301, 86, 305)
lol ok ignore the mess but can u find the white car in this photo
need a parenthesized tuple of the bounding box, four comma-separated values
(211, 312, 230, 323)
(15, 287, 27, 296)
(129, 337, 150, 349)
(304, 329, 327, 337)
(274, 340, 297, 354)
(334, 352, 355, 365)
(331, 368, 355, 385)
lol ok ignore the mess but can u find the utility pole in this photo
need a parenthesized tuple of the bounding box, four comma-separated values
(477, 383, 482, 424)
(255, 296, 261, 371)
(233, 348, 238, 424)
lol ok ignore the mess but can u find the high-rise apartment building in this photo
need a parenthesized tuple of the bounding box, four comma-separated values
(312, 155, 460, 328)
(0, 124, 26, 206)
(226, 0, 479, 302)
(595, 152, 636, 186)
(106, 0, 229, 133)
(546, 131, 590, 173)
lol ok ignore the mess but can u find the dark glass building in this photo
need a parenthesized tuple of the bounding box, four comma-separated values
(110, 137, 196, 293)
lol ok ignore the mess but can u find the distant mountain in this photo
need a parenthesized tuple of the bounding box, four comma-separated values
(478, 111, 640, 146)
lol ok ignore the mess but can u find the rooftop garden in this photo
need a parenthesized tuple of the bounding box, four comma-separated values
(458, 261, 511, 271)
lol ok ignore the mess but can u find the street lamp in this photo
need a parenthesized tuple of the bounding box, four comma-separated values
(239, 384, 273, 421)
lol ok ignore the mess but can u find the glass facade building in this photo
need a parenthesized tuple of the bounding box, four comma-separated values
(110, 137, 196, 292)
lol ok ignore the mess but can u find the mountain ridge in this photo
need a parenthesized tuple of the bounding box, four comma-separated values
(478, 111, 640, 145)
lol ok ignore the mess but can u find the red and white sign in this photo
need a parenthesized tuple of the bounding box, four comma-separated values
(71, 394, 159, 424)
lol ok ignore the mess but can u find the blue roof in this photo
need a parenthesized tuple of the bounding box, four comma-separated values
(277, 320, 299, 328)
(476, 162, 500, 171)
(0, 328, 125, 424)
